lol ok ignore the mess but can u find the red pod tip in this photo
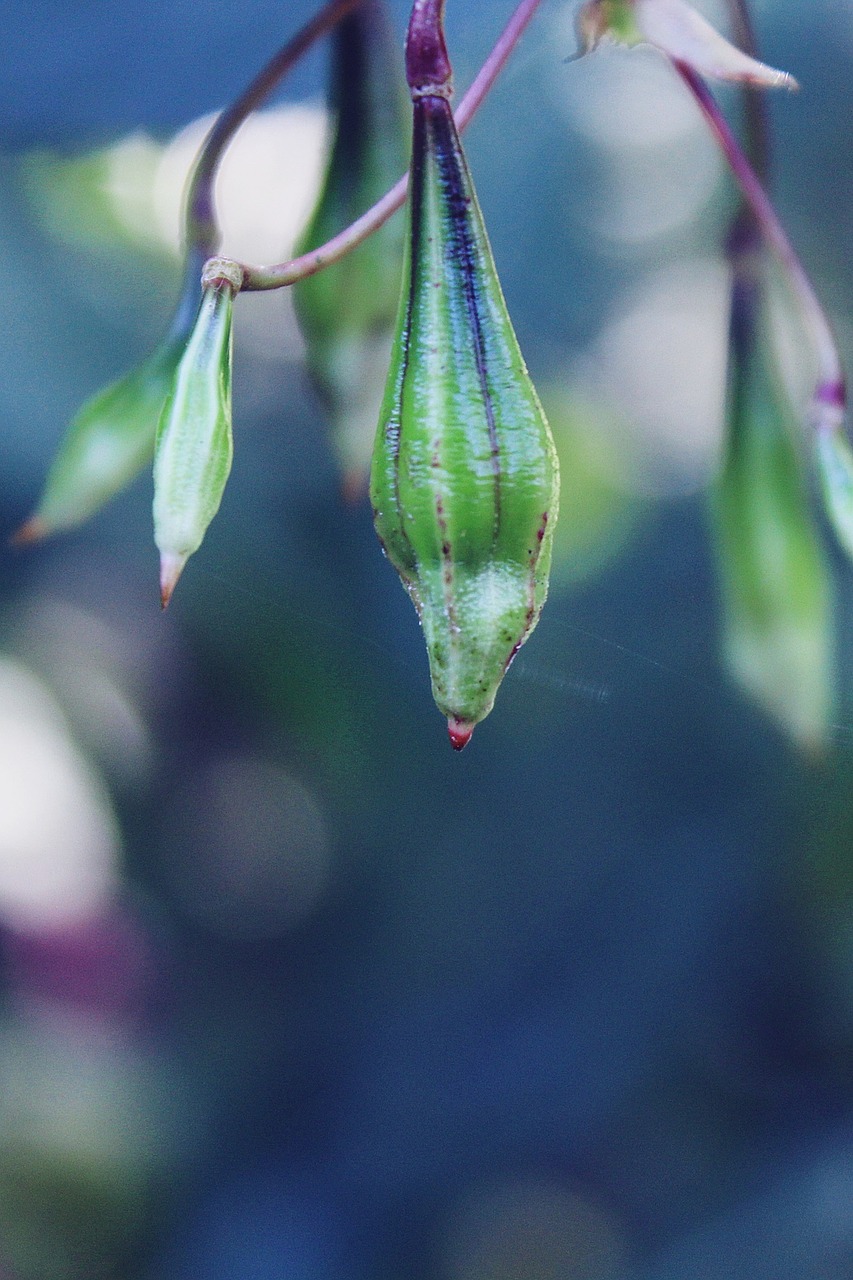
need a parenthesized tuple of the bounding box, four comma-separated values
(447, 717, 474, 751)
(9, 516, 48, 548)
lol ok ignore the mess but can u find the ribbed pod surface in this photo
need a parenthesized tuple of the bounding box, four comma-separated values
(371, 94, 559, 745)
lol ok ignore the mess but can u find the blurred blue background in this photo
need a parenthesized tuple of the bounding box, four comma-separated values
(0, 1, 851, 1277)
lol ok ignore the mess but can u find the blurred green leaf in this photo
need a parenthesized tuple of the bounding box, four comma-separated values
(541, 389, 642, 589)
(712, 357, 834, 753)
(817, 425, 853, 565)
(21, 134, 169, 258)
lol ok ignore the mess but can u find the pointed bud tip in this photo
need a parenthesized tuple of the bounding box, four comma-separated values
(9, 516, 49, 548)
(752, 69, 798, 92)
(159, 552, 188, 609)
(447, 717, 475, 751)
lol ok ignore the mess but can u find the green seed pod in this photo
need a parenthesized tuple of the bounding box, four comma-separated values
(153, 261, 239, 605)
(15, 259, 203, 544)
(370, 94, 560, 749)
(293, 0, 408, 498)
(712, 355, 834, 754)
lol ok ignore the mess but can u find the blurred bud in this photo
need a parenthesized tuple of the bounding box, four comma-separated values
(713, 368, 834, 754)
(575, 0, 640, 51)
(15, 259, 205, 545)
(293, 0, 408, 499)
(371, 94, 559, 750)
(575, 0, 797, 89)
(153, 260, 240, 605)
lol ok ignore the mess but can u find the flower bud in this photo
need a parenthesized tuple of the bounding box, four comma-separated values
(575, 0, 797, 89)
(293, 0, 408, 499)
(371, 95, 559, 749)
(153, 262, 239, 605)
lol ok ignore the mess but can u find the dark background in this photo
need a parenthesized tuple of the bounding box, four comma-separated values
(0, 2, 851, 1277)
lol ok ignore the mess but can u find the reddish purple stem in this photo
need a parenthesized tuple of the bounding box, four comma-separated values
(186, 0, 364, 258)
(674, 58, 846, 424)
(406, 0, 452, 92)
(229, 0, 546, 291)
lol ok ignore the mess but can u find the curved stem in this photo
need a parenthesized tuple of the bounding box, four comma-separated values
(675, 59, 846, 421)
(185, 0, 364, 259)
(214, 0, 545, 292)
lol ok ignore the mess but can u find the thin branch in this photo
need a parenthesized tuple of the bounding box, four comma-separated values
(185, 0, 365, 259)
(674, 59, 846, 421)
(210, 0, 546, 292)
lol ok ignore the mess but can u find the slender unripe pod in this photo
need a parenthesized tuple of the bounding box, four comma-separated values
(14, 343, 182, 545)
(713, 350, 833, 753)
(153, 259, 240, 605)
(14, 259, 203, 545)
(371, 1, 559, 749)
(293, 0, 408, 498)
